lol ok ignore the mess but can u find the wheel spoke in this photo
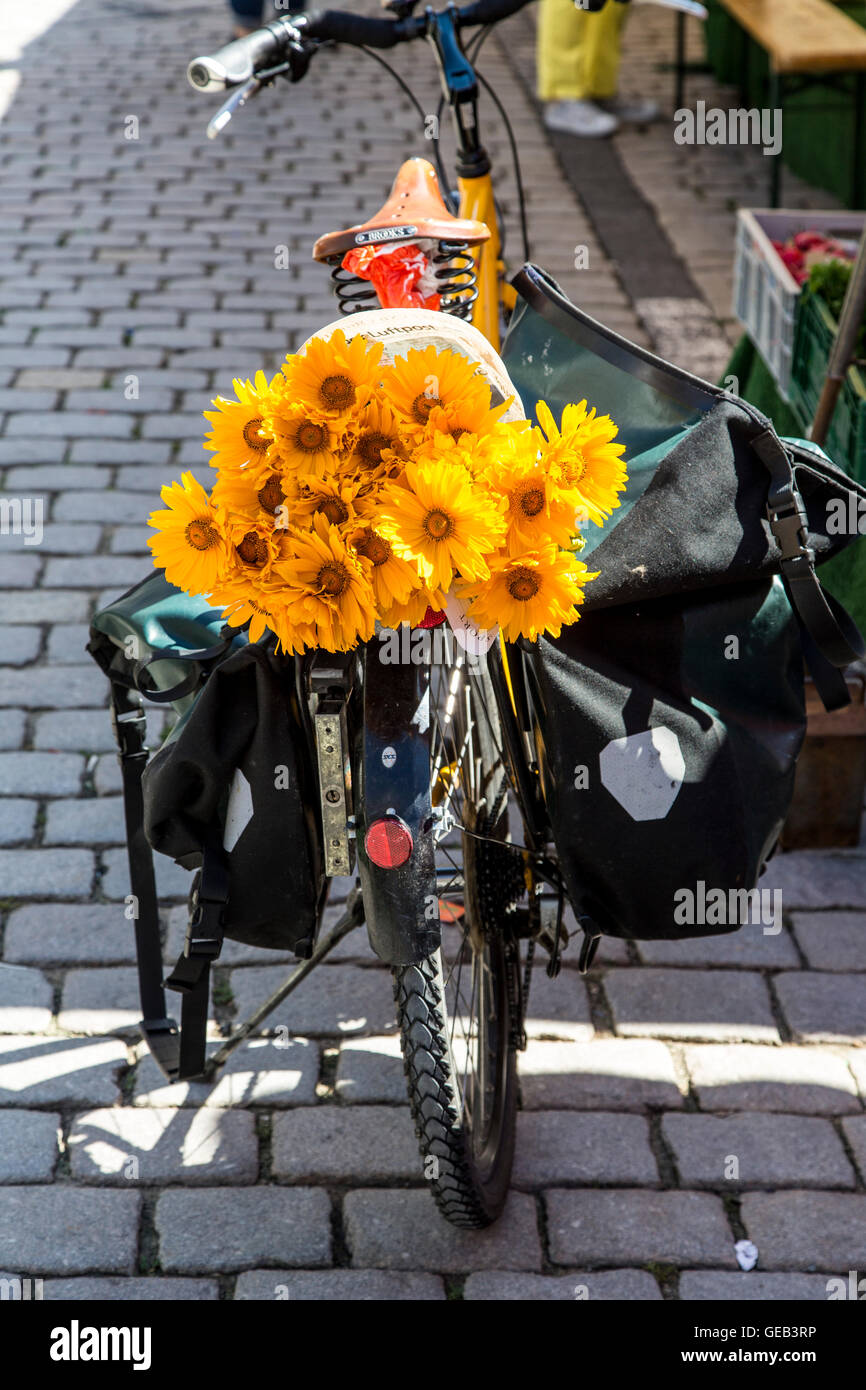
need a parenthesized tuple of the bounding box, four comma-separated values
(394, 638, 532, 1223)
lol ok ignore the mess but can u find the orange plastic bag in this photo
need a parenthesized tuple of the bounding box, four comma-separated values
(342, 242, 441, 311)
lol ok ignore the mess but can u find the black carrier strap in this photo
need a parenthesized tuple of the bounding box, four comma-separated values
(753, 428, 866, 712)
(164, 835, 228, 1081)
(109, 680, 226, 1082)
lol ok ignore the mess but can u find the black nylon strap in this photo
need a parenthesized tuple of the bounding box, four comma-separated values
(110, 683, 181, 1080)
(751, 428, 865, 705)
(164, 837, 228, 1081)
(130, 633, 233, 705)
(132, 659, 202, 704)
(798, 627, 853, 713)
(782, 560, 865, 670)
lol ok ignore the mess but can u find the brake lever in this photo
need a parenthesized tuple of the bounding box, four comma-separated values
(207, 76, 263, 138)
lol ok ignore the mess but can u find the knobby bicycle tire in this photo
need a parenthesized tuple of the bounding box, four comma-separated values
(392, 650, 527, 1228)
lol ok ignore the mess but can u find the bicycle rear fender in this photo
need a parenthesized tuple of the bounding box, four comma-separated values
(354, 641, 441, 966)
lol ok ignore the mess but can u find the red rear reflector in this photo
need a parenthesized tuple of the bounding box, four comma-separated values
(438, 899, 464, 923)
(365, 815, 413, 869)
(417, 605, 446, 629)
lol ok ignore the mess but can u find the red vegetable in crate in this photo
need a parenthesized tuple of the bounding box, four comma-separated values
(771, 228, 856, 288)
(793, 230, 827, 252)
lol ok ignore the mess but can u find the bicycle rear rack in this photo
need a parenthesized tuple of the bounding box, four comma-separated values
(308, 651, 356, 878)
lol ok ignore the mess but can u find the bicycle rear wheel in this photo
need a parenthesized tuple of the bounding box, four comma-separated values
(392, 636, 529, 1228)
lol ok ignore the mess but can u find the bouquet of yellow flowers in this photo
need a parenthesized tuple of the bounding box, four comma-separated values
(148, 328, 627, 652)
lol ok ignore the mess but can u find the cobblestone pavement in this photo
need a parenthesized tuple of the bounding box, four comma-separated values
(0, 0, 864, 1302)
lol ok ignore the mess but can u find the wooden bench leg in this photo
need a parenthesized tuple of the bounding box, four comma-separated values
(740, 24, 750, 106)
(675, 11, 685, 111)
(854, 74, 865, 209)
(769, 70, 783, 208)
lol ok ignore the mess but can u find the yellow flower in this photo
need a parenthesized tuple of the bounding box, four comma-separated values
(268, 605, 320, 656)
(273, 515, 377, 652)
(265, 401, 342, 478)
(347, 396, 408, 474)
(147, 472, 228, 596)
(224, 514, 284, 579)
(458, 546, 598, 642)
(381, 345, 492, 436)
(377, 456, 506, 591)
(208, 574, 294, 646)
(378, 585, 448, 630)
(292, 474, 367, 531)
(483, 437, 582, 553)
(281, 330, 383, 420)
(349, 524, 420, 610)
(535, 399, 627, 527)
(409, 427, 477, 476)
(203, 371, 275, 469)
(423, 394, 511, 445)
(212, 465, 292, 523)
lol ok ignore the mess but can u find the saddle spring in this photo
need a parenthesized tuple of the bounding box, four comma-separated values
(431, 239, 477, 319)
(328, 257, 379, 314)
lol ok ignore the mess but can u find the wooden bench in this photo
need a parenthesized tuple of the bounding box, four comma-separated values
(674, 0, 866, 206)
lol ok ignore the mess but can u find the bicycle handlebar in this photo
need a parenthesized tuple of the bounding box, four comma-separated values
(188, 19, 298, 91)
(187, 0, 612, 93)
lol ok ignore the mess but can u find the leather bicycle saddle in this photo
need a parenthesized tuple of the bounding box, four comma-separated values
(312, 157, 490, 262)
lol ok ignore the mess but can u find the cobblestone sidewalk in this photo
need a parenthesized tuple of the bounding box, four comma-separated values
(0, 0, 864, 1302)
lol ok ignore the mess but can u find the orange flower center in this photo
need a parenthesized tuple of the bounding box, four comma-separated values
(318, 497, 349, 526)
(257, 474, 285, 515)
(355, 529, 391, 567)
(507, 566, 540, 602)
(320, 374, 355, 411)
(185, 518, 220, 552)
(568, 449, 586, 483)
(296, 421, 327, 452)
(424, 508, 453, 541)
(519, 486, 545, 518)
(412, 392, 440, 424)
(242, 417, 268, 452)
(356, 430, 392, 465)
(318, 561, 349, 597)
(237, 532, 269, 567)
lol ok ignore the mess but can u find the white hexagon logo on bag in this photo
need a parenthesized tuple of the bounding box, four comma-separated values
(599, 726, 685, 822)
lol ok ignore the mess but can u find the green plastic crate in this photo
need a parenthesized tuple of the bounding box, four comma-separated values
(790, 292, 866, 484)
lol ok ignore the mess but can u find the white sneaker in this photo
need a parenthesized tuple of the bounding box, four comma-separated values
(543, 100, 619, 138)
(597, 96, 661, 125)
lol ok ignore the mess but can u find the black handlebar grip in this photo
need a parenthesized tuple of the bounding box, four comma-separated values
(460, 0, 607, 18)
(187, 22, 292, 92)
(301, 9, 410, 47)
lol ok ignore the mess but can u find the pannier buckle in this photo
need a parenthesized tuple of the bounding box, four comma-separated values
(111, 702, 148, 762)
(184, 883, 224, 960)
(766, 486, 814, 578)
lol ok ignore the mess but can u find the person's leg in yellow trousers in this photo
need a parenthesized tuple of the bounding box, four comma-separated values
(537, 0, 626, 103)
(537, 0, 659, 137)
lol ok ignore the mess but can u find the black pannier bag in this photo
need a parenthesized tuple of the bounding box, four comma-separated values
(88, 573, 324, 1080)
(503, 265, 866, 944)
(143, 638, 323, 953)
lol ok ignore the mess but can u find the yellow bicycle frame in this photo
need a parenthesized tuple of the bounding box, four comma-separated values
(457, 171, 517, 353)
(457, 170, 520, 709)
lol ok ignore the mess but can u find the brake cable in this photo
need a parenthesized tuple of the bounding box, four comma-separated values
(430, 22, 531, 259)
(356, 45, 457, 212)
(475, 67, 531, 264)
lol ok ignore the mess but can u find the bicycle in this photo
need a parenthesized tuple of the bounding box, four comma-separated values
(181, 0, 659, 1229)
